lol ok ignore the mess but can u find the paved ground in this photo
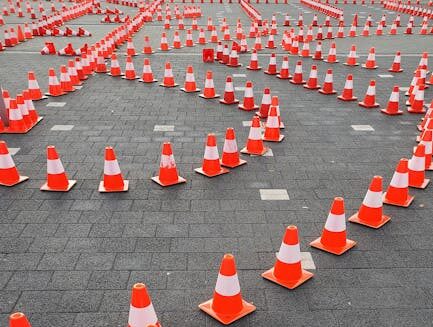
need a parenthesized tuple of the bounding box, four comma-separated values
(1, 0, 433, 326)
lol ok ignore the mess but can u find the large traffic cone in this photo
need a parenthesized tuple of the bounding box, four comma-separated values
(181, 66, 200, 93)
(159, 62, 178, 87)
(9, 312, 32, 327)
(277, 56, 290, 79)
(199, 71, 220, 99)
(290, 61, 306, 85)
(46, 68, 65, 97)
(241, 116, 268, 156)
(408, 143, 430, 188)
(127, 283, 161, 327)
(246, 49, 261, 70)
(122, 56, 139, 80)
(139, 58, 157, 83)
(359, 80, 380, 108)
(362, 47, 378, 69)
(40, 146, 76, 191)
(238, 81, 259, 111)
(6, 98, 30, 133)
(304, 65, 320, 90)
(262, 225, 314, 289)
(219, 76, 239, 105)
(0, 141, 28, 186)
(264, 53, 278, 75)
(195, 134, 229, 177)
(263, 106, 284, 142)
(256, 88, 271, 118)
(99, 146, 129, 192)
(388, 51, 403, 72)
(199, 254, 256, 325)
(310, 197, 356, 255)
(28, 71, 47, 100)
(407, 84, 426, 114)
(152, 142, 186, 186)
(221, 128, 246, 168)
(318, 69, 336, 94)
(344, 45, 359, 66)
(323, 42, 338, 63)
(348, 176, 391, 228)
(108, 53, 122, 76)
(59, 65, 75, 92)
(338, 74, 357, 101)
(381, 86, 403, 115)
(383, 158, 414, 207)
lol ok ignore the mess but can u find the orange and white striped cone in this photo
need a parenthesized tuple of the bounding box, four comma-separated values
(389, 51, 403, 72)
(122, 56, 139, 80)
(319, 69, 336, 95)
(5, 98, 30, 133)
(326, 25, 334, 39)
(359, 80, 380, 108)
(59, 65, 75, 92)
(383, 158, 414, 207)
(23, 90, 43, 126)
(254, 33, 262, 51)
(344, 45, 359, 66)
(99, 146, 129, 192)
(265, 33, 276, 49)
(362, 47, 378, 69)
(199, 253, 256, 325)
(375, 23, 383, 35)
(195, 133, 229, 177)
(304, 65, 320, 90)
(290, 36, 299, 55)
(159, 62, 178, 88)
(408, 143, 430, 189)
(271, 96, 285, 129)
(68, 60, 82, 86)
(246, 49, 261, 70)
(16, 94, 32, 128)
(227, 49, 241, 67)
(362, 23, 370, 37)
(264, 53, 278, 75)
(107, 53, 123, 77)
(9, 312, 32, 327)
(323, 42, 339, 63)
(28, 71, 47, 100)
(181, 65, 200, 93)
(381, 86, 403, 115)
(139, 58, 157, 83)
(290, 61, 306, 85)
(420, 130, 433, 170)
(199, 71, 220, 99)
(219, 45, 230, 65)
(310, 197, 356, 255)
(349, 24, 357, 37)
(277, 56, 291, 79)
(348, 176, 391, 228)
(127, 283, 161, 327)
(338, 74, 357, 101)
(142, 35, 154, 54)
(185, 29, 194, 47)
(172, 31, 183, 49)
(219, 76, 239, 105)
(152, 142, 186, 186)
(45, 68, 65, 97)
(263, 106, 284, 142)
(159, 32, 170, 51)
(389, 22, 398, 35)
(0, 140, 28, 186)
(407, 84, 426, 114)
(262, 225, 314, 289)
(300, 41, 311, 58)
(197, 28, 207, 45)
(220, 128, 246, 168)
(40, 146, 76, 191)
(125, 38, 137, 56)
(241, 116, 269, 156)
(312, 41, 323, 60)
(238, 81, 259, 111)
(256, 88, 271, 118)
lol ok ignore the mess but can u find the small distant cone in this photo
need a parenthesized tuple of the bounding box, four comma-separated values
(159, 62, 178, 87)
(195, 133, 229, 177)
(122, 56, 139, 80)
(28, 71, 47, 100)
(323, 42, 338, 63)
(4, 98, 29, 133)
(256, 88, 271, 118)
(318, 69, 336, 94)
(40, 146, 76, 191)
(127, 283, 160, 327)
(59, 65, 75, 92)
(264, 53, 277, 75)
(290, 61, 306, 85)
(408, 143, 430, 189)
(238, 81, 259, 111)
(159, 32, 170, 51)
(338, 74, 357, 101)
(199, 71, 220, 99)
(0, 140, 28, 186)
(389, 51, 403, 72)
(142, 36, 154, 54)
(312, 41, 323, 60)
(181, 65, 200, 92)
(68, 60, 82, 86)
(254, 33, 262, 51)
(125, 38, 137, 56)
(383, 158, 414, 207)
(108, 53, 122, 77)
(197, 28, 207, 45)
(172, 31, 183, 49)
(310, 197, 356, 255)
(221, 128, 246, 168)
(381, 86, 403, 115)
(23, 90, 42, 125)
(344, 45, 359, 66)
(241, 116, 269, 156)
(95, 51, 107, 73)
(263, 106, 284, 142)
(227, 48, 241, 67)
(407, 84, 426, 114)
(199, 254, 256, 325)
(99, 146, 129, 192)
(246, 49, 261, 70)
(152, 142, 186, 186)
(265, 33, 276, 49)
(359, 80, 380, 108)
(185, 29, 194, 47)
(262, 225, 314, 289)
(362, 47, 378, 69)
(303, 65, 320, 90)
(300, 41, 310, 58)
(46, 68, 65, 97)
(219, 76, 239, 105)
(420, 130, 433, 170)
(277, 56, 291, 79)
(139, 58, 157, 83)
(348, 176, 391, 228)
(9, 312, 32, 327)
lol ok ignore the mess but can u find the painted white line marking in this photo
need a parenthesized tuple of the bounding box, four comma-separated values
(301, 252, 316, 270)
(378, 74, 394, 78)
(9, 148, 20, 155)
(154, 125, 175, 132)
(351, 125, 375, 131)
(47, 102, 66, 107)
(235, 86, 246, 91)
(260, 189, 289, 200)
(51, 125, 74, 131)
(74, 85, 83, 90)
(400, 87, 410, 92)
(233, 74, 246, 78)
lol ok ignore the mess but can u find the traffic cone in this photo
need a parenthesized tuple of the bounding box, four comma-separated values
(319, 69, 337, 94)
(0, 140, 28, 186)
(40, 146, 76, 191)
(264, 53, 278, 75)
(338, 74, 357, 101)
(181, 65, 200, 93)
(388, 51, 403, 72)
(159, 32, 170, 51)
(197, 28, 207, 44)
(27, 71, 47, 100)
(277, 56, 290, 79)
(420, 130, 433, 170)
(219, 45, 229, 65)
(263, 106, 284, 142)
(383, 158, 414, 207)
(254, 33, 262, 51)
(46, 68, 65, 97)
(142, 36, 154, 54)
(172, 31, 183, 49)
(9, 312, 32, 327)
(125, 38, 137, 56)
(304, 65, 320, 90)
(99, 146, 129, 192)
(344, 45, 359, 66)
(23, 90, 42, 126)
(359, 80, 380, 108)
(95, 51, 107, 73)
(152, 142, 186, 186)
(348, 176, 391, 228)
(219, 76, 239, 105)
(159, 62, 178, 87)
(262, 225, 314, 289)
(122, 56, 139, 80)
(246, 49, 261, 70)
(381, 86, 403, 115)
(241, 116, 268, 156)
(256, 88, 271, 118)
(195, 133, 229, 177)
(67, 60, 81, 86)
(362, 47, 378, 69)
(408, 143, 430, 188)
(265, 33, 276, 49)
(290, 36, 299, 55)
(127, 283, 160, 327)
(4, 98, 29, 133)
(300, 41, 310, 58)
(227, 49, 241, 67)
(185, 29, 194, 47)
(199, 71, 220, 99)
(407, 84, 426, 114)
(238, 81, 259, 111)
(310, 197, 356, 255)
(16, 94, 32, 128)
(199, 254, 256, 325)
(221, 128, 246, 168)
(313, 41, 323, 60)
(139, 58, 157, 83)
(290, 61, 306, 85)
(59, 65, 75, 92)
(323, 42, 338, 63)
(108, 53, 122, 76)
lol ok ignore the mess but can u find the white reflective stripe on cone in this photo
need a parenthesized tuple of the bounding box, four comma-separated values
(214, 273, 241, 296)
(18, 103, 29, 115)
(225, 83, 234, 92)
(165, 69, 173, 77)
(248, 127, 262, 140)
(277, 242, 301, 264)
(186, 73, 194, 82)
(344, 79, 353, 88)
(0, 154, 15, 169)
(281, 61, 289, 69)
(205, 79, 214, 88)
(266, 116, 279, 128)
(29, 80, 39, 88)
(112, 61, 120, 68)
(366, 85, 375, 95)
(104, 160, 121, 175)
(324, 213, 346, 232)
(128, 304, 158, 327)
(223, 139, 238, 153)
(362, 190, 382, 208)
(143, 66, 151, 73)
(409, 156, 425, 171)
(324, 74, 333, 83)
(390, 171, 408, 188)
(204, 145, 219, 160)
(389, 92, 399, 101)
(244, 88, 253, 97)
(9, 108, 24, 120)
(160, 154, 176, 168)
(421, 140, 432, 154)
(47, 158, 65, 174)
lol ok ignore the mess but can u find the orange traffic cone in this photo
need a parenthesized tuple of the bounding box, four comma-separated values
(16, 94, 32, 128)
(142, 35, 154, 54)
(389, 51, 403, 72)
(46, 68, 65, 97)
(277, 56, 290, 79)
(195, 133, 229, 177)
(338, 74, 357, 101)
(246, 49, 261, 70)
(263, 106, 284, 142)
(264, 53, 278, 75)
(262, 225, 314, 289)
(108, 53, 122, 76)
(127, 283, 160, 327)
(238, 81, 259, 111)
(381, 86, 403, 115)
(152, 142, 186, 186)
(362, 47, 378, 69)
(59, 65, 75, 92)
(95, 52, 108, 73)
(9, 312, 32, 327)
(420, 130, 433, 170)
(199, 71, 220, 99)
(408, 143, 430, 188)
(313, 41, 323, 60)
(125, 37, 137, 56)
(6, 98, 30, 133)
(221, 128, 246, 168)
(139, 58, 157, 83)
(383, 158, 414, 207)
(290, 61, 305, 85)
(40, 146, 76, 191)
(181, 66, 200, 93)
(159, 32, 170, 51)
(344, 45, 359, 66)
(23, 90, 43, 125)
(99, 146, 129, 192)
(323, 42, 338, 63)
(219, 76, 239, 105)
(310, 197, 356, 255)
(303, 65, 320, 90)
(0, 140, 28, 186)
(359, 80, 380, 108)
(172, 31, 183, 49)
(257, 88, 271, 118)
(348, 176, 391, 228)
(122, 56, 138, 80)
(28, 71, 47, 100)
(407, 84, 426, 114)
(199, 254, 256, 325)
(159, 62, 178, 87)
(318, 69, 337, 94)
(241, 116, 269, 156)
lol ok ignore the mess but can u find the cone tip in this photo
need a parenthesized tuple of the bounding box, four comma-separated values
(220, 253, 237, 276)
(331, 197, 345, 214)
(370, 176, 382, 192)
